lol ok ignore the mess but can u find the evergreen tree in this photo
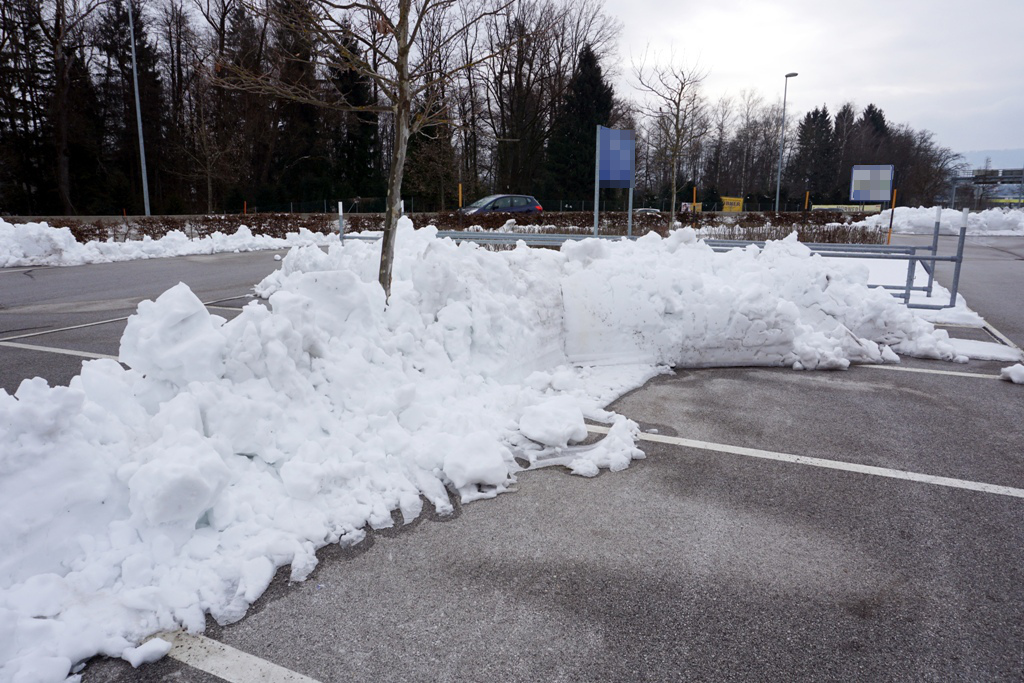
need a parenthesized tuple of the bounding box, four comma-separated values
(327, 28, 384, 199)
(787, 105, 835, 204)
(831, 102, 856, 201)
(855, 103, 890, 166)
(546, 44, 614, 199)
(220, 3, 275, 210)
(0, 0, 52, 212)
(268, 0, 323, 204)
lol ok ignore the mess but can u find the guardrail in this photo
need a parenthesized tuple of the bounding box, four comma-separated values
(339, 208, 967, 309)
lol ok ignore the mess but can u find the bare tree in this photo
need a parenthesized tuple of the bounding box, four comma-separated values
(218, 0, 510, 299)
(632, 49, 708, 224)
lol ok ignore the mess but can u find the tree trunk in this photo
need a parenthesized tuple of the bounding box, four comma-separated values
(206, 168, 213, 214)
(378, 0, 412, 301)
(669, 154, 677, 227)
(51, 8, 74, 215)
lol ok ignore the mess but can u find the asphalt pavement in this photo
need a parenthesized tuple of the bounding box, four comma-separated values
(2, 236, 1022, 682)
(0, 250, 286, 394)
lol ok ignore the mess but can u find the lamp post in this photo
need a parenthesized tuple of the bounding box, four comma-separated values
(774, 72, 797, 212)
(127, 0, 150, 216)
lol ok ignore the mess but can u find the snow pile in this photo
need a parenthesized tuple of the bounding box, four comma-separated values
(558, 228, 960, 368)
(854, 206, 1024, 235)
(0, 220, 963, 682)
(1001, 364, 1024, 384)
(0, 218, 337, 267)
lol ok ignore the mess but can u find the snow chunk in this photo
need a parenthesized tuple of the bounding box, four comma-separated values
(1000, 364, 1024, 384)
(519, 396, 587, 448)
(443, 432, 513, 502)
(120, 283, 227, 384)
(127, 432, 230, 527)
(122, 638, 172, 668)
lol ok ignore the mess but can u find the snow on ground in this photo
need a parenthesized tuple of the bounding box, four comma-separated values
(1001, 364, 1024, 384)
(0, 218, 336, 267)
(0, 216, 998, 682)
(853, 206, 1024, 235)
(946, 339, 1023, 363)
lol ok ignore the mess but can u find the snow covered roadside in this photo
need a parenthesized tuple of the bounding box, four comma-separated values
(0, 218, 337, 267)
(854, 206, 1024, 236)
(0, 220, 969, 682)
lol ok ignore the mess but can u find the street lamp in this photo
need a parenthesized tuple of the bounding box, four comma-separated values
(127, 0, 150, 216)
(774, 72, 798, 212)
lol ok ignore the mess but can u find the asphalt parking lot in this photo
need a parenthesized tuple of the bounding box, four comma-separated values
(2, 236, 1022, 682)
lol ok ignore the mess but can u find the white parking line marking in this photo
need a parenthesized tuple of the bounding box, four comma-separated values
(860, 365, 1001, 380)
(983, 322, 1022, 351)
(0, 295, 255, 343)
(0, 314, 131, 342)
(163, 632, 323, 683)
(587, 425, 1024, 499)
(0, 341, 118, 360)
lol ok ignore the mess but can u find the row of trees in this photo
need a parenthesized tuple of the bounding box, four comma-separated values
(2, 0, 962, 221)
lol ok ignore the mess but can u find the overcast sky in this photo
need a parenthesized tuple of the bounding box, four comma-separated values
(604, 0, 1024, 160)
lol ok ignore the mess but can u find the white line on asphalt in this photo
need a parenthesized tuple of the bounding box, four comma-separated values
(0, 341, 118, 360)
(983, 322, 1023, 352)
(163, 632, 323, 683)
(860, 364, 1001, 380)
(0, 314, 131, 342)
(587, 425, 1024, 499)
(206, 304, 262, 312)
(0, 296, 255, 343)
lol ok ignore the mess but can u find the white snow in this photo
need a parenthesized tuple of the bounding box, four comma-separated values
(854, 206, 1024, 236)
(121, 638, 172, 668)
(947, 339, 1023, 363)
(0, 216, 998, 682)
(0, 218, 336, 267)
(1000, 364, 1024, 384)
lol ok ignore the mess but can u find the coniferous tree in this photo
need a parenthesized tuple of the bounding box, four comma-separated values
(855, 103, 890, 166)
(787, 105, 835, 204)
(0, 0, 52, 212)
(831, 102, 857, 201)
(546, 43, 613, 200)
(327, 28, 384, 199)
(268, 0, 322, 204)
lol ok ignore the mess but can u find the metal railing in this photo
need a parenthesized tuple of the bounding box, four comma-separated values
(338, 207, 968, 309)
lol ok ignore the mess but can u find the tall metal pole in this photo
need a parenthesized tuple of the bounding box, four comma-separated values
(593, 125, 601, 235)
(774, 72, 797, 212)
(127, 0, 151, 216)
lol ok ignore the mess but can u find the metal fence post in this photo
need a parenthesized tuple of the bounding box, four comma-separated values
(948, 209, 969, 307)
(926, 206, 941, 296)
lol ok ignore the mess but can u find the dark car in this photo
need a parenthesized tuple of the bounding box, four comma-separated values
(458, 194, 543, 216)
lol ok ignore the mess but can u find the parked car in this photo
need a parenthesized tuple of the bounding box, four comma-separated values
(458, 194, 543, 215)
(633, 208, 662, 216)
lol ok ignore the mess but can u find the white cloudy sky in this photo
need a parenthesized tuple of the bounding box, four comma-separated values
(604, 0, 1024, 158)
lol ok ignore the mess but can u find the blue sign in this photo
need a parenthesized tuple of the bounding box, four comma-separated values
(598, 126, 635, 189)
(850, 164, 895, 202)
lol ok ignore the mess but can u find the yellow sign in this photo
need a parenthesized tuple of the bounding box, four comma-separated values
(689, 203, 703, 213)
(721, 196, 743, 212)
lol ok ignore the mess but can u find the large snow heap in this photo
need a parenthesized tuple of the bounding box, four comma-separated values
(0, 219, 960, 682)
